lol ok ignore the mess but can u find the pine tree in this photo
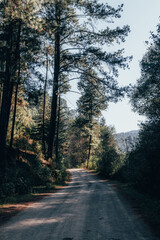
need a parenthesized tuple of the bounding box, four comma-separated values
(128, 20, 160, 196)
(131, 22, 160, 122)
(77, 70, 107, 167)
(42, 0, 130, 160)
(31, 92, 51, 156)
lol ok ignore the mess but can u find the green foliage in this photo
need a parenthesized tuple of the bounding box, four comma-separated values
(54, 98, 71, 168)
(31, 93, 51, 148)
(1, 182, 15, 197)
(77, 71, 108, 118)
(44, 0, 131, 159)
(0, 0, 131, 197)
(23, 153, 51, 185)
(14, 137, 41, 154)
(7, 90, 36, 143)
(0, 169, 31, 198)
(66, 114, 124, 176)
(125, 22, 160, 197)
(96, 126, 124, 178)
(0, 149, 54, 199)
(84, 155, 99, 170)
(66, 121, 88, 168)
(123, 121, 160, 196)
(131, 22, 160, 121)
(14, 177, 31, 195)
(53, 167, 67, 185)
(98, 147, 123, 177)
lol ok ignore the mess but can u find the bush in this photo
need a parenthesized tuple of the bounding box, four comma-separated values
(87, 156, 99, 170)
(24, 154, 52, 185)
(1, 182, 15, 196)
(53, 167, 67, 184)
(14, 177, 31, 195)
(98, 147, 124, 178)
(37, 166, 52, 183)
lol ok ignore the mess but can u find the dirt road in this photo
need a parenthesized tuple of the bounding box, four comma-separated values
(0, 169, 159, 240)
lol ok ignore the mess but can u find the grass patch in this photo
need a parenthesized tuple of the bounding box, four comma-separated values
(110, 180, 160, 238)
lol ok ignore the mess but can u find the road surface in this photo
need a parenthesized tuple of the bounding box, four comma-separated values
(0, 169, 159, 240)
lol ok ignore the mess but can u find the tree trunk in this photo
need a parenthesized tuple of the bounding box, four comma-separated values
(0, 22, 13, 178)
(10, 20, 21, 149)
(87, 102, 93, 168)
(55, 94, 61, 168)
(87, 134, 92, 168)
(47, 3, 60, 160)
(9, 66, 20, 149)
(42, 48, 48, 159)
(0, 83, 3, 110)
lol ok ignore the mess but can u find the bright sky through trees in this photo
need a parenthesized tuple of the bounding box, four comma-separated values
(65, 0, 160, 133)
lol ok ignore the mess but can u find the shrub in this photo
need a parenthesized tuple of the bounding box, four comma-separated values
(1, 182, 15, 196)
(97, 146, 124, 178)
(53, 167, 67, 184)
(37, 166, 52, 183)
(14, 177, 31, 195)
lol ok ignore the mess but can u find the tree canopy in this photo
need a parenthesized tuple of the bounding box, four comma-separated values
(131, 23, 160, 122)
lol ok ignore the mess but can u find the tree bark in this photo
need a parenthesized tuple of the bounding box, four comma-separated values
(47, 2, 60, 160)
(87, 102, 93, 168)
(0, 22, 13, 178)
(10, 20, 21, 149)
(55, 94, 61, 168)
(0, 83, 3, 110)
(87, 134, 92, 168)
(42, 48, 48, 159)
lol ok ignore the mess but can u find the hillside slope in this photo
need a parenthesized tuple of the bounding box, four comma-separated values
(114, 130, 139, 153)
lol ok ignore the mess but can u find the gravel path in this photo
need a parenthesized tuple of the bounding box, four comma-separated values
(0, 169, 159, 240)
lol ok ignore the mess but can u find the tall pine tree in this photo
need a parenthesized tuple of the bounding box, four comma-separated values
(42, 0, 130, 160)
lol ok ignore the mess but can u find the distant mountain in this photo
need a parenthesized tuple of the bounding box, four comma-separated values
(114, 130, 139, 153)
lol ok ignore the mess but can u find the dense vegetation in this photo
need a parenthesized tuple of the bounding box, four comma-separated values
(123, 23, 160, 197)
(68, 19, 160, 200)
(0, 0, 159, 203)
(0, 0, 130, 199)
(111, 21, 160, 199)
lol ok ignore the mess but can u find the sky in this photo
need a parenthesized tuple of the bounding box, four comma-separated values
(64, 0, 160, 133)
